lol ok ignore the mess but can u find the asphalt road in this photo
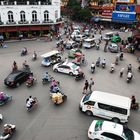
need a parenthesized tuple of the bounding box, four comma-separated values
(0, 29, 140, 140)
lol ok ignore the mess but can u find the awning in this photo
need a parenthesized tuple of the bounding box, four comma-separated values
(112, 19, 136, 24)
(100, 18, 112, 22)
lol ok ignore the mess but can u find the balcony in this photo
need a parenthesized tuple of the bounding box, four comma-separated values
(18, 21, 29, 24)
(0, 21, 4, 25)
(42, 20, 54, 24)
(6, 21, 16, 25)
(31, 20, 40, 24)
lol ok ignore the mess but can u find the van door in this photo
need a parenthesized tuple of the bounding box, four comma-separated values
(84, 101, 95, 114)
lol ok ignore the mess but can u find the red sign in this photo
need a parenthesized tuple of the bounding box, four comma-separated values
(102, 9, 112, 17)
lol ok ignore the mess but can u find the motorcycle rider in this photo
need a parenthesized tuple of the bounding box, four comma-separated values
(26, 98, 32, 109)
(115, 55, 119, 65)
(23, 60, 29, 69)
(3, 125, 12, 135)
(12, 61, 18, 71)
(32, 51, 37, 60)
(127, 64, 132, 73)
(29, 95, 35, 104)
(21, 47, 27, 55)
(96, 57, 101, 67)
(110, 63, 115, 72)
(42, 72, 51, 82)
(120, 67, 125, 77)
(119, 52, 123, 60)
(0, 92, 7, 102)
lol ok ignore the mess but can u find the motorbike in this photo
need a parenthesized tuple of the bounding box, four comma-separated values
(0, 124, 16, 140)
(119, 53, 123, 61)
(0, 94, 12, 106)
(102, 63, 106, 68)
(26, 97, 38, 111)
(115, 58, 119, 65)
(0, 114, 3, 122)
(75, 72, 85, 81)
(26, 77, 37, 88)
(51, 92, 67, 105)
(110, 67, 114, 73)
(95, 43, 100, 50)
(96, 60, 100, 67)
(91, 66, 95, 73)
(127, 76, 133, 83)
(42, 75, 53, 85)
(21, 50, 28, 56)
(131, 103, 139, 110)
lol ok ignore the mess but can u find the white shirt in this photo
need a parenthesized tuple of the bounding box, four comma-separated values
(29, 98, 34, 103)
(127, 72, 132, 78)
(26, 101, 31, 107)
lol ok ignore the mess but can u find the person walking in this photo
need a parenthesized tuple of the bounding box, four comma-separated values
(83, 80, 89, 94)
(89, 78, 94, 92)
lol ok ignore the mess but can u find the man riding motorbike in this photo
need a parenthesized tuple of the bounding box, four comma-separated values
(42, 72, 51, 82)
(110, 63, 115, 73)
(0, 92, 7, 102)
(75, 70, 84, 80)
(131, 95, 138, 109)
(21, 47, 28, 56)
(115, 55, 119, 65)
(127, 64, 132, 73)
(12, 61, 18, 72)
(119, 52, 123, 60)
(127, 71, 133, 82)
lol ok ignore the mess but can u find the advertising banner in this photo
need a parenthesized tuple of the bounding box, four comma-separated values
(115, 5, 135, 12)
(102, 9, 112, 17)
(117, 0, 134, 3)
(112, 11, 136, 21)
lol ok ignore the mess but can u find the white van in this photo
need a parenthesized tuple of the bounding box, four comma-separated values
(79, 91, 131, 123)
(103, 32, 114, 40)
(82, 38, 95, 48)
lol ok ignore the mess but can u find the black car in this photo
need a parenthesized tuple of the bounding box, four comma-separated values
(4, 70, 31, 87)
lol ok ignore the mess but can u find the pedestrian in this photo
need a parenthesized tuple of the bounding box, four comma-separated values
(83, 80, 89, 94)
(89, 78, 94, 92)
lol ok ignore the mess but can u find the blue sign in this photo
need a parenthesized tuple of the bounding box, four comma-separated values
(116, 5, 135, 12)
(112, 12, 136, 21)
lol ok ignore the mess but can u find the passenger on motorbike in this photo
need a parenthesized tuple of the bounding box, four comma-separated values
(51, 84, 60, 93)
(101, 59, 106, 66)
(0, 92, 7, 102)
(29, 96, 35, 104)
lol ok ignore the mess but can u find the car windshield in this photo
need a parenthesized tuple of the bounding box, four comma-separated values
(71, 64, 78, 69)
(95, 120, 103, 131)
(83, 94, 91, 102)
(122, 126, 134, 140)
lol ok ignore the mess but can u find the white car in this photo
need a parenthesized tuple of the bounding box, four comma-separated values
(53, 62, 81, 76)
(108, 43, 119, 53)
(88, 120, 140, 140)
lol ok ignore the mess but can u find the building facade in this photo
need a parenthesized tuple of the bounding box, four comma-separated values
(0, 0, 62, 39)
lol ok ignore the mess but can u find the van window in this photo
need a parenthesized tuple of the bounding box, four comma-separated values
(98, 103, 127, 115)
(83, 94, 91, 102)
(85, 101, 95, 106)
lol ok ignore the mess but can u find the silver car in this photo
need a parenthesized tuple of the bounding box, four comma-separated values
(108, 43, 119, 53)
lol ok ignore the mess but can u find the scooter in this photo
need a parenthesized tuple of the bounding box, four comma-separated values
(131, 103, 139, 110)
(0, 94, 12, 106)
(127, 76, 132, 83)
(110, 67, 114, 73)
(26, 97, 38, 111)
(75, 72, 85, 81)
(42, 75, 53, 85)
(0, 124, 16, 140)
(102, 63, 106, 69)
(91, 66, 95, 73)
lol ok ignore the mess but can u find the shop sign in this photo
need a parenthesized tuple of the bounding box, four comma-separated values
(102, 9, 112, 17)
(112, 11, 136, 21)
(117, 0, 134, 3)
(115, 4, 135, 12)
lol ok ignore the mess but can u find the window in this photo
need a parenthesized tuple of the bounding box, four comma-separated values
(101, 132, 124, 140)
(8, 11, 14, 23)
(98, 103, 127, 115)
(32, 11, 37, 22)
(20, 11, 26, 22)
(85, 101, 95, 106)
(55, 10, 58, 19)
(44, 10, 49, 22)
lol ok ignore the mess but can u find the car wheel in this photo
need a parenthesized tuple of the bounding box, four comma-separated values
(69, 72, 73, 76)
(54, 69, 58, 72)
(16, 82, 20, 87)
(112, 117, 120, 123)
(86, 110, 93, 116)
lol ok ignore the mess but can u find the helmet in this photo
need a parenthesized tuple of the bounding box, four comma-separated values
(46, 72, 48, 74)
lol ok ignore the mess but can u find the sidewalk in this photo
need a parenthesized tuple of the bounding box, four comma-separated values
(5, 38, 37, 43)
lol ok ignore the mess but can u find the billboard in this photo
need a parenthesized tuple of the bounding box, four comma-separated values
(117, 0, 134, 3)
(112, 11, 136, 21)
(115, 5, 135, 12)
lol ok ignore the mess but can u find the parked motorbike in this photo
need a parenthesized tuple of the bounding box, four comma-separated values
(0, 124, 16, 140)
(75, 72, 85, 81)
(131, 103, 139, 110)
(0, 94, 12, 106)
(26, 97, 38, 111)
